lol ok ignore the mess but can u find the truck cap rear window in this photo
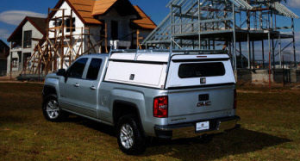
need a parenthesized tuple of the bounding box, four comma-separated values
(178, 62, 225, 78)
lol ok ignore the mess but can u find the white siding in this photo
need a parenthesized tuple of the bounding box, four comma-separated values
(22, 21, 43, 52)
(48, 1, 102, 69)
(49, 1, 85, 39)
(7, 21, 44, 75)
(7, 51, 20, 73)
(48, 1, 85, 63)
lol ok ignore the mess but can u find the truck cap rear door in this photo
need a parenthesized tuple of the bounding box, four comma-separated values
(166, 54, 235, 89)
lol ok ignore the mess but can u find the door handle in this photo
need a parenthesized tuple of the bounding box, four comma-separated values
(90, 86, 96, 90)
(74, 83, 80, 87)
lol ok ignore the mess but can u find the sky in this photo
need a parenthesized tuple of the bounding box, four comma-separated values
(0, 0, 300, 61)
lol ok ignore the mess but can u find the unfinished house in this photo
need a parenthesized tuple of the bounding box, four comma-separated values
(0, 40, 9, 76)
(143, 0, 299, 83)
(7, 17, 46, 76)
(27, 0, 156, 76)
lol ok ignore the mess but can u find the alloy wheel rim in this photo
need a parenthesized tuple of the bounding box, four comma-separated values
(120, 124, 134, 149)
(46, 100, 60, 119)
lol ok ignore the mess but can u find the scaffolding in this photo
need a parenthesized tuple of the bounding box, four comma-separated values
(143, 0, 299, 72)
(20, 7, 146, 77)
(21, 8, 108, 77)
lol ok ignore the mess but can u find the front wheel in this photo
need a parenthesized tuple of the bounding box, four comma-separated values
(117, 115, 146, 155)
(42, 95, 68, 122)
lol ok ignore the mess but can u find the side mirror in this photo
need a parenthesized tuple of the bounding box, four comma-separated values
(56, 69, 66, 76)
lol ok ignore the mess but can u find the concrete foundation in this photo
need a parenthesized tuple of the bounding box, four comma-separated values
(290, 69, 300, 83)
(237, 69, 300, 84)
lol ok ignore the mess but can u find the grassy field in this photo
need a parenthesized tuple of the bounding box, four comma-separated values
(0, 83, 300, 161)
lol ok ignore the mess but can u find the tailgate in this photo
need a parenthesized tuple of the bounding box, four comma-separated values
(167, 85, 235, 124)
(165, 54, 236, 124)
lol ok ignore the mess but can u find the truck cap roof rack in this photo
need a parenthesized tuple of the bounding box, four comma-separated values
(109, 49, 228, 58)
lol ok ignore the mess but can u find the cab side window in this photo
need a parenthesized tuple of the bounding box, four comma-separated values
(86, 59, 103, 80)
(67, 58, 88, 79)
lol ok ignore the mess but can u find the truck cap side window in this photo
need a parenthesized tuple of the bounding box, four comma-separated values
(86, 58, 103, 80)
(178, 62, 225, 78)
(67, 58, 88, 79)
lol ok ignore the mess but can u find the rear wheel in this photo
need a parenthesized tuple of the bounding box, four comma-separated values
(42, 95, 68, 121)
(117, 115, 146, 155)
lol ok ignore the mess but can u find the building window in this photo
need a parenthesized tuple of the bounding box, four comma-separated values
(53, 19, 62, 27)
(17, 52, 22, 63)
(12, 58, 18, 68)
(52, 19, 62, 33)
(111, 20, 119, 40)
(23, 31, 32, 48)
(66, 18, 76, 32)
(24, 53, 31, 69)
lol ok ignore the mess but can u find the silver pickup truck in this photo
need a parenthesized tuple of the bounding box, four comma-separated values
(42, 50, 239, 155)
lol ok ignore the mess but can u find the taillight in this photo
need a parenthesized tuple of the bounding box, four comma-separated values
(234, 89, 237, 109)
(153, 96, 168, 118)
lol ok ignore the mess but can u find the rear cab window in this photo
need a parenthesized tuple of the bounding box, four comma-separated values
(178, 62, 226, 78)
(86, 58, 103, 80)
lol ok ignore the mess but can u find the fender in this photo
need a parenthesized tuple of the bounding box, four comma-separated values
(112, 100, 144, 133)
(110, 89, 146, 130)
(44, 73, 61, 99)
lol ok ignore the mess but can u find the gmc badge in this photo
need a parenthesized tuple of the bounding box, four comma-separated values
(197, 101, 211, 107)
(200, 78, 206, 84)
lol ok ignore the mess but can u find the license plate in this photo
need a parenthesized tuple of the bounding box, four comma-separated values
(196, 121, 210, 131)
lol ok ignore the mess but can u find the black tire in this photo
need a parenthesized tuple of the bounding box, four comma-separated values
(42, 95, 68, 122)
(117, 115, 146, 155)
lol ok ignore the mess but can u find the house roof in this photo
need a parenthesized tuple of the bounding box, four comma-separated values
(7, 17, 47, 42)
(29, 17, 47, 34)
(92, 0, 140, 18)
(49, 0, 102, 25)
(132, 6, 156, 30)
(67, 0, 102, 24)
(50, 0, 156, 30)
(92, 0, 117, 16)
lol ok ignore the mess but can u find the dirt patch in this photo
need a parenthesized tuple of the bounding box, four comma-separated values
(0, 81, 43, 84)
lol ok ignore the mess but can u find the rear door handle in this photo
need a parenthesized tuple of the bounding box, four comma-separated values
(90, 86, 96, 90)
(74, 83, 80, 87)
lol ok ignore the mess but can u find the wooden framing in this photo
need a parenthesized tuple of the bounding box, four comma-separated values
(22, 7, 109, 76)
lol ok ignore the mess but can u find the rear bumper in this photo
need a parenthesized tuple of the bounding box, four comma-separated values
(154, 116, 240, 139)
